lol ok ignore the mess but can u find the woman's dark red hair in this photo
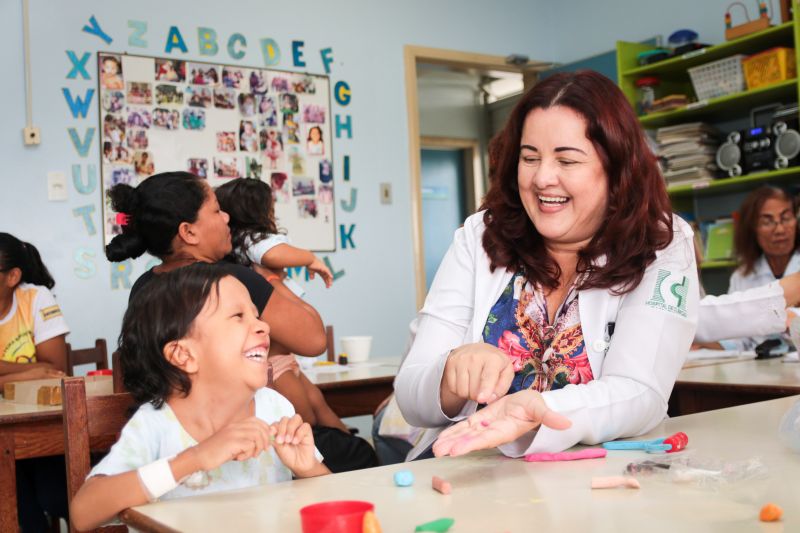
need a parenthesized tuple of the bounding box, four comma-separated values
(481, 70, 674, 294)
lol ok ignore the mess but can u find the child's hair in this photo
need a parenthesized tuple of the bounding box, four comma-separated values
(119, 262, 232, 407)
(105, 171, 207, 262)
(215, 179, 279, 265)
(0, 233, 55, 289)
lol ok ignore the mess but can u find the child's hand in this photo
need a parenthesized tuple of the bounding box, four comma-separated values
(270, 415, 321, 476)
(193, 417, 273, 471)
(307, 257, 333, 288)
(13, 366, 65, 381)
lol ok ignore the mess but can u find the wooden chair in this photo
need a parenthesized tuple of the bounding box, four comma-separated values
(66, 339, 108, 376)
(62, 377, 134, 533)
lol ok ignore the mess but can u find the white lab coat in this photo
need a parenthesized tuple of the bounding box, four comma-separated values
(395, 211, 698, 458)
(718, 251, 800, 350)
(696, 282, 786, 343)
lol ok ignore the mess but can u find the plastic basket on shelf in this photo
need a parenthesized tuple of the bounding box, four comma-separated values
(742, 47, 796, 90)
(687, 55, 746, 100)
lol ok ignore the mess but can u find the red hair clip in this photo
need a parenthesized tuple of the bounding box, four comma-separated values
(115, 213, 130, 226)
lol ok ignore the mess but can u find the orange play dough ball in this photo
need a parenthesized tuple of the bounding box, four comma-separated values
(759, 503, 783, 522)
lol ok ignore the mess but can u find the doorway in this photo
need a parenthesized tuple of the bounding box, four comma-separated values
(405, 45, 552, 306)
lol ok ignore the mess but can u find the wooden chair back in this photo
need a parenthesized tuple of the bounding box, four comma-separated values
(66, 339, 108, 376)
(326, 325, 335, 362)
(111, 351, 125, 393)
(62, 377, 134, 533)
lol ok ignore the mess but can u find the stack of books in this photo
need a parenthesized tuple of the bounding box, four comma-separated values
(656, 122, 721, 187)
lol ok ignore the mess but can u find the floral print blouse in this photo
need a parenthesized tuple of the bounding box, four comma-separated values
(482, 271, 594, 394)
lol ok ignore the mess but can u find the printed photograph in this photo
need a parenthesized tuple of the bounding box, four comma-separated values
(238, 93, 256, 117)
(318, 184, 333, 204)
(297, 198, 318, 219)
(258, 96, 278, 126)
(283, 114, 300, 144)
(155, 84, 184, 105)
(214, 87, 236, 109)
(261, 129, 283, 169)
(302, 104, 326, 124)
(214, 156, 240, 178)
(127, 129, 148, 150)
(110, 166, 135, 186)
(289, 146, 305, 175)
(186, 86, 213, 108)
(245, 156, 263, 179)
(249, 71, 268, 94)
(102, 141, 131, 165)
(292, 176, 315, 196)
(155, 59, 186, 82)
(126, 82, 152, 105)
(270, 172, 289, 203)
(222, 67, 244, 89)
(102, 114, 126, 145)
(100, 54, 123, 90)
(319, 159, 333, 183)
(133, 151, 155, 177)
(271, 76, 289, 93)
(280, 93, 299, 114)
(127, 109, 151, 129)
(293, 76, 316, 94)
(305, 125, 325, 156)
(102, 91, 124, 113)
(239, 120, 258, 152)
(188, 158, 209, 179)
(216, 131, 237, 152)
(188, 63, 219, 86)
(182, 108, 206, 130)
(152, 108, 180, 130)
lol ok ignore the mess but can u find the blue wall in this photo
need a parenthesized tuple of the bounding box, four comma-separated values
(0, 0, 556, 358)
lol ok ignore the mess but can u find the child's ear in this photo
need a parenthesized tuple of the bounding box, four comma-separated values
(177, 221, 200, 246)
(163, 340, 199, 374)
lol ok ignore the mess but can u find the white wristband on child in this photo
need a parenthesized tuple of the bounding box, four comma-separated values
(137, 458, 178, 502)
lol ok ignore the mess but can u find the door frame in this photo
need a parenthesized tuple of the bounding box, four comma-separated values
(420, 136, 483, 215)
(404, 45, 551, 308)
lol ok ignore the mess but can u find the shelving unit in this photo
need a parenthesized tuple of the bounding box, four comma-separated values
(617, 16, 800, 293)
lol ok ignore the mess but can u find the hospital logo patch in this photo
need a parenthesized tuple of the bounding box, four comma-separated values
(40, 305, 63, 321)
(645, 269, 688, 317)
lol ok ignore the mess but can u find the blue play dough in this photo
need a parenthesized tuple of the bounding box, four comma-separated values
(394, 470, 415, 487)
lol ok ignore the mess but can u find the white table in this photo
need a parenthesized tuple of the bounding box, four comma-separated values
(304, 358, 399, 418)
(121, 395, 800, 532)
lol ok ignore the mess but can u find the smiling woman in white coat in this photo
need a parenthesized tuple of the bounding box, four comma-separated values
(394, 71, 699, 459)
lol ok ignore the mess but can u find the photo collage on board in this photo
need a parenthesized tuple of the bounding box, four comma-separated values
(98, 52, 334, 249)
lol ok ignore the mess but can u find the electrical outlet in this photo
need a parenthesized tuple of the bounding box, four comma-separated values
(23, 126, 41, 146)
(380, 183, 392, 205)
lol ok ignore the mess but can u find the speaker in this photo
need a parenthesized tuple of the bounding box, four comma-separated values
(773, 120, 800, 168)
(716, 131, 742, 176)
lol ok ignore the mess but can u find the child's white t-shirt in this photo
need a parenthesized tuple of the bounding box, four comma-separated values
(89, 387, 322, 501)
(244, 234, 306, 298)
(244, 233, 290, 266)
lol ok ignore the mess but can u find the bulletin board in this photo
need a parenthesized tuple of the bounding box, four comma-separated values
(97, 52, 335, 251)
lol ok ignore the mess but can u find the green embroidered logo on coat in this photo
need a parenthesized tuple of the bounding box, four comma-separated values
(646, 269, 688, 317)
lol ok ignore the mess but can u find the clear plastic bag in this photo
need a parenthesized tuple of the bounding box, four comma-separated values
(625, 453, 768, 487)
(778, 398, 800, 453)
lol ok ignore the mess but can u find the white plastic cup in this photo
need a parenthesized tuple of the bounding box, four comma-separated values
(340, 336, 372, 363)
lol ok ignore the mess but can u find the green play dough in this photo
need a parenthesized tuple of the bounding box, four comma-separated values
(414, 518, 455, 532)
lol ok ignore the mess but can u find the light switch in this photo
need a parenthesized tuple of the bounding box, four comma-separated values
(23, 126, 41, 146)
(47, 171, 68, 201)
(380, 183, 392, 205)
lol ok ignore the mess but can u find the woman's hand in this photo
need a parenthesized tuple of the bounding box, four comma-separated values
(192, 417, 273, 471)
(307, 256, 333, 288)
(270, 414, 326, 477)
(433, 389, 571, 457)
(440, 343, 515, 416)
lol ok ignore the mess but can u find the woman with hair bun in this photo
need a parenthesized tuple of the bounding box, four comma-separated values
(395, 71, 699, 459)
(105, 171, 326, 358)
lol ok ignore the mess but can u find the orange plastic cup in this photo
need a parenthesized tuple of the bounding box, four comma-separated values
(299, 500, 374, 533)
